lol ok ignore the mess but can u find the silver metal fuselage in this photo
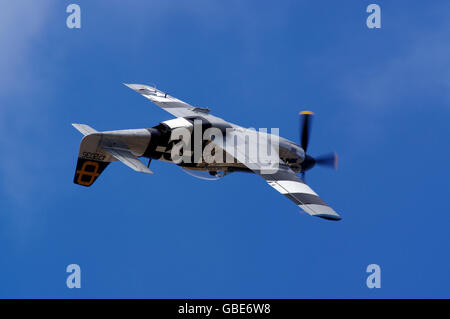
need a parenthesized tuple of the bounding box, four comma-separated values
(101, 117, 306, 175)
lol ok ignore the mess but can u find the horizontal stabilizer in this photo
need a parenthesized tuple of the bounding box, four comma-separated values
(102, 146, 153, 174)
(72, 123, 97, 136)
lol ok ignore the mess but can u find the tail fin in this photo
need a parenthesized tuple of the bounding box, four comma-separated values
(74, 158, 110, 187)
(72, 124, 153, 187)
(73, 124, 114, 187)
(72, 123, 97, 136)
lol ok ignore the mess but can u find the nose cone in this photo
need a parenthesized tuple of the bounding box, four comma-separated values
(302, 154, 316, 172)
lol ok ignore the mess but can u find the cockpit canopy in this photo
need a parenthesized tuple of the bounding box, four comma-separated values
(181, 168, 229, 180)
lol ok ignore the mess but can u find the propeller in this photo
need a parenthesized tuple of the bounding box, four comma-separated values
(315, 152, 338, 169)
(299, 111, 338, 179)
(300, 111, 313, 153)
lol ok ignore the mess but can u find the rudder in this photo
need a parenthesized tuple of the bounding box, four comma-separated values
(73, 125, 115, 187)
(74, 158, 110, 187)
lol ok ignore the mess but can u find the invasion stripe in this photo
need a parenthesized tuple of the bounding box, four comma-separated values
(267, 180, 317, 196)
(299, 204, 341, 220)
(285, 193, 327, 206)
(162, 117, 193, 129)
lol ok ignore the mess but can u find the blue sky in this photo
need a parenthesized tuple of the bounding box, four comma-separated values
(0, 0, 449, 298)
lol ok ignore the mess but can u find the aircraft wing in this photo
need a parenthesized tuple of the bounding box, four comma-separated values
(213, 129, 341, 221)
(124, 83, 234, 127)
(259, 164, 341, 220)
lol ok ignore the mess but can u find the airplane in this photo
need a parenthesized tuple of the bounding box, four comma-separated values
(72, 84, 341, 221)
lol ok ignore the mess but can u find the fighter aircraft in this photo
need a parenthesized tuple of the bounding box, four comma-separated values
(73, 84, 341, 221)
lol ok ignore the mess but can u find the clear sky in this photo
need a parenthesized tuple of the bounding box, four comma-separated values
(0, 0, 449, 298)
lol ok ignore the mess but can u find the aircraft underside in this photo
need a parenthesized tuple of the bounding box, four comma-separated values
(72, 83, 341, 221)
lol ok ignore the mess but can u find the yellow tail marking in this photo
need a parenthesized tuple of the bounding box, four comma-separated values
(76, 161, 100, 186)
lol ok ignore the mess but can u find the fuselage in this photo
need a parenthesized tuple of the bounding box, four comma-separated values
(128, 116, 307, 176)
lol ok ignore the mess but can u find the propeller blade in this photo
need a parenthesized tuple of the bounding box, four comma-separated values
(314, 152, 338, 170)
(299, 111, 314, 153)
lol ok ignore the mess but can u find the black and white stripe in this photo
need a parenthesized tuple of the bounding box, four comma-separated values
(261, 165, 341, 221)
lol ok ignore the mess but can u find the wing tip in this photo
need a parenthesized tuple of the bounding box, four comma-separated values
(72, 123, 97, 136)
(300, 204, 342, 221)
(123, 83, 139, 90)
(316, 214, 342, 221)
(140, 167, 154, 174)
(123, 83, 156, 89)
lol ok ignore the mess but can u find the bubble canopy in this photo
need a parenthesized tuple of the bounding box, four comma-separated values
(181, 168, 228, 180)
